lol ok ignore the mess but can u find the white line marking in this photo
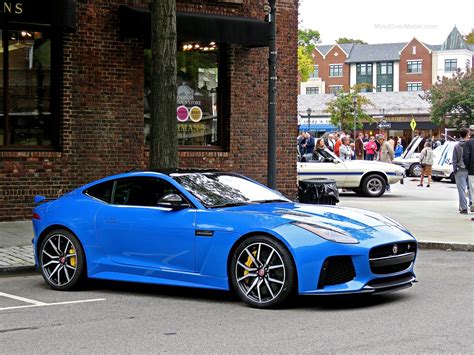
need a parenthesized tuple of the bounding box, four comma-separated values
(0, 292, 47, 306)
(0, 298, 106, 311)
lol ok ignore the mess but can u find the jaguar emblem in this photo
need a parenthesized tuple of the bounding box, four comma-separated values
(393, 244, 398, 254)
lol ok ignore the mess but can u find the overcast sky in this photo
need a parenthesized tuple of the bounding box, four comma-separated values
(299, 0, 473, 45)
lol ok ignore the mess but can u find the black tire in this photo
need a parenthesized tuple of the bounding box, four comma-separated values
(408, 163, 422, 177)
(230, 235, 296, 309)
(39, 229, 87, 291)
(432, 176, 443, 182)
(352, 188, 364, 196)
(361, 174, 386, 197)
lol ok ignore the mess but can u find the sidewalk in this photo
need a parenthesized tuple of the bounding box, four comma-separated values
(0, 199, 474, 275)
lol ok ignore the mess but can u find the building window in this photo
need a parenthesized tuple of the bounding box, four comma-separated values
(0, 30, 56, 148)
(444, 59, 457, 72)
(412, 46, 416, 55)
(309, 65, 319, 78)
(329, 64, 343, 77)
(329, 85, 343, 94)
(306, 87, 319, 95)
(407, 82, 422, 91)
(356, 63, 373, 91)
(407, 60, 422, 74)
(376, 62, 393, 92)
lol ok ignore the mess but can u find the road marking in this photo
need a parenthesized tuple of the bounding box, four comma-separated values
(0, 298, 106, 311)
(0, 292, 47, 306)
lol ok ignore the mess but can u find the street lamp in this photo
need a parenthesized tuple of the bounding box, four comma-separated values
(352, 95, 357, 141)
(307, 107, 312, 132)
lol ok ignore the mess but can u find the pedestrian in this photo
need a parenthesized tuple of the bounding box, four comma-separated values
(365, 136, 377, 161)
(452, 128, 472, 214)
(378, 135, 394, 163)
(388, 136, 395, 149)
(312, 138, 327, 161)
(339, 136, 353, 161)
(350, 143, 356, 160)
(297, 131, 306, 160)
(355, 132, 365, 160)
(394, 141, 404, 158)
(464, 126, 474, 219)
(303, 132, 315, 162)
(417, 141, 434, 187)
(334, 133, 343, 157)
(326, 133, 336, 152)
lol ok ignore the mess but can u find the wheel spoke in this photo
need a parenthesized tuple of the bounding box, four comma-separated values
(64, 266, 70, 282)
(47, 264, 61, 281)
(264, 279, 275, 299)
(42, 250, 59, 259)
(57, 265, 62, 285)
(256, 243, 262, 263)
(65, 264, 76, 271)
(63, 240, 70, 255)
(237, 273, 257, 282)
(245, 277, 259, 296)
(268, 277, 284, 285)
(268, 264, 284, 270)
(237, 261, 257, 272)
(43, 260, 59, 268)
(245, 248, 259, 267)
(256, 279, 263, 302)
(48, 239, 61, 255)
(66, 253, 77, 258)
(264, 250, 274, 268)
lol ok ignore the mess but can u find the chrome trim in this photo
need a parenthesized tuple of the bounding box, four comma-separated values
(369, 251, 415, 262)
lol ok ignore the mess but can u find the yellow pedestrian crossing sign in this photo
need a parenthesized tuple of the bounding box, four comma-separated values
(410, 118, 417, 131)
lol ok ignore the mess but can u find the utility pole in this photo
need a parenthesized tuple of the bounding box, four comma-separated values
(353, 94, 357, 141)
(267, 0, 277, 189)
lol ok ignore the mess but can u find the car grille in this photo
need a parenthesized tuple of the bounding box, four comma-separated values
(318, 256, 356, 288)
(369, 242, 417, 274)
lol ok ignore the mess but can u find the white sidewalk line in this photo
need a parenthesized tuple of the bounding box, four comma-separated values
(0, 298, 106, 311)
(0, 292, 47, 306)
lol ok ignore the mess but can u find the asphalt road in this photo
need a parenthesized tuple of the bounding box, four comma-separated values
(0, 250, 473, 354)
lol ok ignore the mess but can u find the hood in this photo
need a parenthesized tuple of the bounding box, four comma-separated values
(217, 203, 411, 241)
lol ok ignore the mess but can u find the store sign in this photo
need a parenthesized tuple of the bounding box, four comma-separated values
(0, 0, 75, 30)
(378, 122, 391, 129)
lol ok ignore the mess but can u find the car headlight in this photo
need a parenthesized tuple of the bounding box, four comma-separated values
(293, 222, 359, 244)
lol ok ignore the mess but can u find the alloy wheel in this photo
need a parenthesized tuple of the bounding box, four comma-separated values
(40, 234, 78, 287)
(235, 242, 286, 304)
(367, 178, 383, 195)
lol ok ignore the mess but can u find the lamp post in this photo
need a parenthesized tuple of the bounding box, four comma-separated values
(307, 107, 312, 132)
(352, 95, 357, 141)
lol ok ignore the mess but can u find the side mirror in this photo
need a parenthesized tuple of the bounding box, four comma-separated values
(157, 194, 190, 210)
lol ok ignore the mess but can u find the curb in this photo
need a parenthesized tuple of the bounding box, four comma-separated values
(418, 241, 472, 252)
(0, 265, 36, 275)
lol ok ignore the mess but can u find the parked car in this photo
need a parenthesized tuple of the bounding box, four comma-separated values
(297, 149, 405, 197)
(33, 171, 417, 309)
(393, 136, 423, 177)
(431, 141, 457, 183)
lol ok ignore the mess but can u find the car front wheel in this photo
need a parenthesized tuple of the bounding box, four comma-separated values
(39, 229, 86, 290)
(230, 236, 296, 309)
(409, 163, 422, 177)
(362, 174, 386, 197)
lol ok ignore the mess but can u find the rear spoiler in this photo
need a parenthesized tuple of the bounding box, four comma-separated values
(34, 195, 57, 205)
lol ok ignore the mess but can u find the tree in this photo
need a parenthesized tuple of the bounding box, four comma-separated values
(149, 0, 178, 170)
(336, 37, 367, 44)
(423, 69, 474, 128)
(298, 46, 314, 82)
(298, 29, 321, 54)
(465, 30, 474, 44)
(324, 84, 374, 132)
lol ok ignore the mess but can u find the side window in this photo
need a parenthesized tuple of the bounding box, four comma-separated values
(113, 177, 183, 207)
(84, 181, 114, 203)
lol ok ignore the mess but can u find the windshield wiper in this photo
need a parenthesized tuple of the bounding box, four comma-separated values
(253, 199, 290, 204)
(210, 201, 254, 208)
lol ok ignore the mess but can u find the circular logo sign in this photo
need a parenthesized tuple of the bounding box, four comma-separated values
(177, 105, 189, 122)
(189, 106, 203, 122)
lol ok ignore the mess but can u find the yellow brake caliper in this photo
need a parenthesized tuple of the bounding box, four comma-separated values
(68, 247, 77, 267)
(243, 250, 257, 282)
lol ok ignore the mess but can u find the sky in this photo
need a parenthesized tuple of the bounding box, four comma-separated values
(299, 0, 473, 45)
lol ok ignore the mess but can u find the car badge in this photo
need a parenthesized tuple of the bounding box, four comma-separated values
(393, 244, 398, 254)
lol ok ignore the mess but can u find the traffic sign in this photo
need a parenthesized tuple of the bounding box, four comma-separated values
(378, 122, 391, 129)
(410, 118, 417, 131)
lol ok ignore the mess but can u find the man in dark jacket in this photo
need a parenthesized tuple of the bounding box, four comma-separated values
(464, 126, 474, 215)
(452, 128, 471, 214)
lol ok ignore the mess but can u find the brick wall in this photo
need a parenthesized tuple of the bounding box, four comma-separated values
(399, 38, 433, 91)
(313, 44, 350, 93)
(0, 0, 298, 221)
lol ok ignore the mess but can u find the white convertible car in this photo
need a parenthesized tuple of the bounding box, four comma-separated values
(297, 149, 405, 197)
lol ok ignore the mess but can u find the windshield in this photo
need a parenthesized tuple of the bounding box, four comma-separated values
(402, 136, 422, 159)
(172, 173, 290, 208)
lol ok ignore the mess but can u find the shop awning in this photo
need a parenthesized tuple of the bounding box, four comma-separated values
(119, 5, 270, 48)
(298, 124, 338, 132)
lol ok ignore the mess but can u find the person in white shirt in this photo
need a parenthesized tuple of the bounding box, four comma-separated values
(339, 137, 353, 161)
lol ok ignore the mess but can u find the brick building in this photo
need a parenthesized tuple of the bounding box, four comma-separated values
(0, 0, 298, 221)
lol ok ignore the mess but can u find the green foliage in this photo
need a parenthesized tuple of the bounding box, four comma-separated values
(422, 70, 473, 128)
(298, 29, 321, 54)
(336, 37, 367, 45)
(298, 46, 314, 82)
(465, 30, 474, 44)
(324, 84, 375, 132)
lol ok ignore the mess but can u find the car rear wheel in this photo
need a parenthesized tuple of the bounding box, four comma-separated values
(39, 229, 86, 290)
(432, 176, 443, 182)
(409, 163, 421, 177)
(362, 174, 386, 197)
(230, 236, 296, 309)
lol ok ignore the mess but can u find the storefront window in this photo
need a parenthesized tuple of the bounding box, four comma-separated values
(144, 42, 225, 148)
(0, 30, 53, 147)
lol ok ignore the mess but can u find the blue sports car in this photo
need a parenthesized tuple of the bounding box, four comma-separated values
(33, 171, 417, 308)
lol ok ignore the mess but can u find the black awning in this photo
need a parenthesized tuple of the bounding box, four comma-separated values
(119, 5, 269, 48)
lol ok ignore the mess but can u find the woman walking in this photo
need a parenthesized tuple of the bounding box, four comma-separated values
(418, 141, 435, 187)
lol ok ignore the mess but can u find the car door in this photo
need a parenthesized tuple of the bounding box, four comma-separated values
(95, 177, 196, 272)
(297, 158, 348, 187)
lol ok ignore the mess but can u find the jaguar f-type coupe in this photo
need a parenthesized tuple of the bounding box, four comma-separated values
(33, 171, 417, 308)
